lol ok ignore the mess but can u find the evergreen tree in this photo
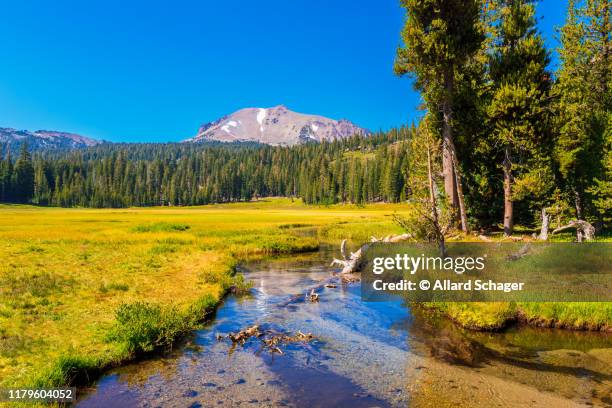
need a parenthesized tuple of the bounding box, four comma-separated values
(555, 0, 611, 223)
(12, 143, 35, 203)
(395, 0, 484, 231)
(487, 0, 552, 235)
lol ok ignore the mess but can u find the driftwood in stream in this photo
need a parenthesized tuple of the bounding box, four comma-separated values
(219, 326, 315, 355)
(262, 331, 315, 355)
(307, 289, 319, 303)
(330, 234, 412, 274)
(226, 325, 261, 344)
(341, 274, 360, 284)
(552, 220, 596, 242)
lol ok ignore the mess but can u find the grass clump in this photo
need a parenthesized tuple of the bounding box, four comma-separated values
(34, 354, 102, 387)
(132, 222, 190, 233)
(260, 235, 319, 254)
(518, 302, 612, 331)
(108, 295, 217, 357)
(149, 243, 179, 254)
(278, 223, 312, 229)
(108, 302, 188, 355)
(427, 302, 612, 332)
(98, 282, 129, 293)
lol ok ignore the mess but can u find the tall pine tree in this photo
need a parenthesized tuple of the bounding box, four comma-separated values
(395, 0, 484, 232)
(488, 0, 552, 235)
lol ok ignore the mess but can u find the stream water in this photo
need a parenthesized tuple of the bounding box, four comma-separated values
(78, 248, 611, 407)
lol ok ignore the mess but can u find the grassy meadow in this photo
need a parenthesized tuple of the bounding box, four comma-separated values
(0, 198, 610, 391)
(0, 198, 406, 388)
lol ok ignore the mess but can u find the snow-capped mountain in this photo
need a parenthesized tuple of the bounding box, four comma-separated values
(0, 128, 102, 151)
(185, 105, 369, 146)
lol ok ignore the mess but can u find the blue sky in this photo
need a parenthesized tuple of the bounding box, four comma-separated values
(0, 1, 568, 143)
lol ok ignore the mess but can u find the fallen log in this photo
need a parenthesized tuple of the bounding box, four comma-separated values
(552, 220, 596, 242)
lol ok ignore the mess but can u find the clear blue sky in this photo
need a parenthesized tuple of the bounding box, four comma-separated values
(0, 0, 568, 143)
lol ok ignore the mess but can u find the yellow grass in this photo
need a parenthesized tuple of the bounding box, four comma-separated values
(0, 198, 408, 387)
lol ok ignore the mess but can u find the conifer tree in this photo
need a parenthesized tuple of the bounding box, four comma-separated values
(556, 0, 611, 224)
(488, 0, 552, 235)
(12, 143, 34, 203)
(395, 0, 484, 232)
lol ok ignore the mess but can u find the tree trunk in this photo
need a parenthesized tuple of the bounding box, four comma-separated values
(442, 70, 459, 213)
(448, 139, 469, 233)
(574, 188, 584, 241)
(537, 207, 550, 241)
(441, 69, 468, 232)
(503, 147, 513, 236)
(427, 134, 446, 257)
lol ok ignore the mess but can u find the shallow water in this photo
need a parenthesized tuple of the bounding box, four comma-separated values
(78, 248, 612, 407)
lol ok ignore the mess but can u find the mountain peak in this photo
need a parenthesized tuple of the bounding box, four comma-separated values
(185, 106, 369, 146)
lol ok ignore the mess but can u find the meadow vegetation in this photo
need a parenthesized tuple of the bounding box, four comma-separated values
(0, 198, 609, 391)
(0, 198, 407, 388)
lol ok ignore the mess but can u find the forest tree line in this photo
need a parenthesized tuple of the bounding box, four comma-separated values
(0, 130, 413, 208)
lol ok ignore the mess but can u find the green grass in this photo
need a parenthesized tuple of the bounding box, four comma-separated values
(517, 302, 612, 330)
(426, 301, 612, 332)
(107, 295, 215, 356)
(424, 302, 518, 331)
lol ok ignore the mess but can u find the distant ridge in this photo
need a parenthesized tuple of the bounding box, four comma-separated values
(0, 128, 102, 151)
(184, 105, 370, 146)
